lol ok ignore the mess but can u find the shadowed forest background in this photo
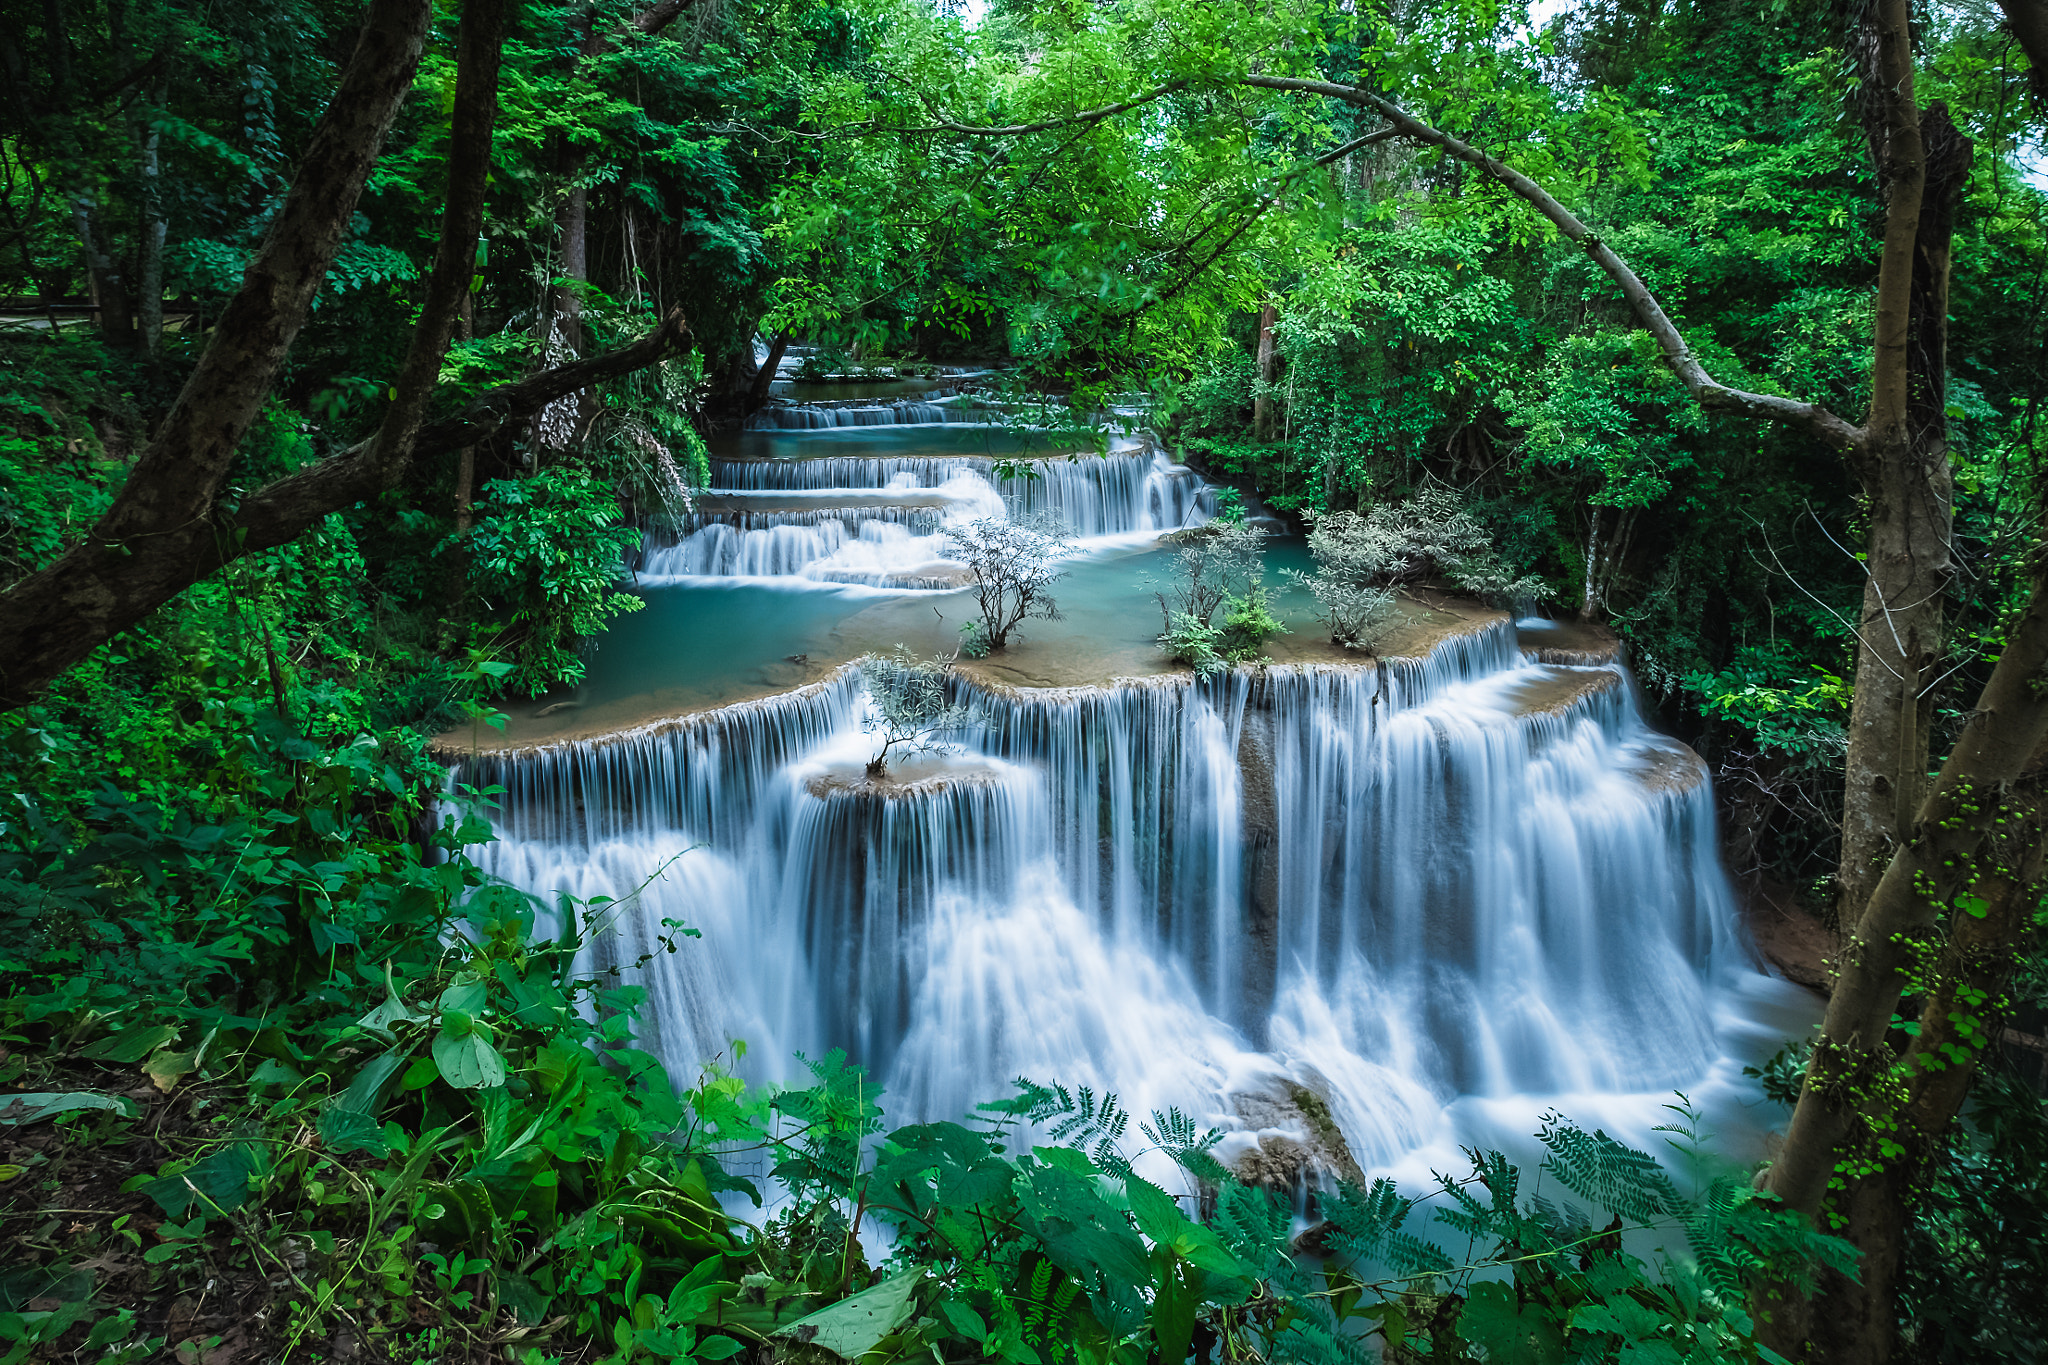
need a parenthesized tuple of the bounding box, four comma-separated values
(1, 0, 2046, 1361)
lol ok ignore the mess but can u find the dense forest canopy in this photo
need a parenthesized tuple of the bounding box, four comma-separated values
(1, 0, 2046, 1361)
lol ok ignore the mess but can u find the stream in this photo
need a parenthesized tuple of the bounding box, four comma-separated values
(449, 404, 1818, 1196)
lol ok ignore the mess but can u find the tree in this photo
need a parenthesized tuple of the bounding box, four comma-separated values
(1146, 520, 1268, 637)
(859, 647, 977, 779)
(942, 513, 1071, 653)
(0, 0, 691, 709)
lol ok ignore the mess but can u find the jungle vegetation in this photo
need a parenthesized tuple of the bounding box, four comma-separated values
(0, 0, 2045, 1361)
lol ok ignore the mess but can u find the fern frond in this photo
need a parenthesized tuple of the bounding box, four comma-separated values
(1537, 1118, 1686, 1224)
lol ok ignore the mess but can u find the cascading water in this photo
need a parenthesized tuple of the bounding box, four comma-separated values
(649, 439, 1211, 585)
(462, 399, 1805, 1187)
(466, 619, 1788, 1179)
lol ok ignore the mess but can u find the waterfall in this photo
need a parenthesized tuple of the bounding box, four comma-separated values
(467, 620, 1760, 1171)
(659, 450, 1213, 583)
(744, 400, 995, 430)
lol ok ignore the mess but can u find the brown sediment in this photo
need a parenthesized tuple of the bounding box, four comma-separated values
(439, 595, 1513, 756)
(1630, 740, 1709, 796)
(428, 663, 857, 761)
(689, 491, 959, 514)
(1516, 616, 1622, 665)
(1501, 665, 1622, 717)
(1739, 879, 1834, 996)
(802, 758, 1003, 799)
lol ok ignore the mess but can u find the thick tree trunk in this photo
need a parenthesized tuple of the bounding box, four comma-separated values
(1835, 79, 1969, 932)
(747, 328, 792, 411)
(1807, 731, 2048, 1361)
(554, 183, 589, 357)
(0, 0, 435, 706)
(1995, 0, 2048, 104)
(1252, 301, 1279, 441)
(1765, 568, 2048, 1209)
(0, 0, 693, 711)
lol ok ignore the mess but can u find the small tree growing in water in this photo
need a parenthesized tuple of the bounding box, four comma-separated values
(861, 646, 979, 779)
(942, 513, 1071, 653)
(1287, 487, 1548, 650)
(1145, 521, 1283, 675)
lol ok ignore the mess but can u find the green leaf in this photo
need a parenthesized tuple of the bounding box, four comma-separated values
(357, 966, 427, 1041)
(774, 1270, 922, 1359)
(141, 1141, 268, 1217)
(75, 1024, 179, 1063)
(1459, 1281, 1564, 1365)
(0, 1092, 137, 1125)
(433, 1027, 508, 1090)
(696, 1336, 746, 1361)
(319, 1106, 391, 1157)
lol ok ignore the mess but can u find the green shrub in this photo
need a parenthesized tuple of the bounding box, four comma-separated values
(466, 468, 646, 696)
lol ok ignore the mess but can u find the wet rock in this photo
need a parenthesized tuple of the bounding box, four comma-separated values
(1230, 1080, 1364, 1193)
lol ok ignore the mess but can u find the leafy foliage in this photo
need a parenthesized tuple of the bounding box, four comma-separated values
(859, 647, 978, 778)
(466, 468, 646, 697)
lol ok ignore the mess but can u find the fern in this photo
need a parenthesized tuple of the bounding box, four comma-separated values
(1538, 1115, 1688, 1225)
(1143, 1106, 1231, 1183)
(1321, 1178, 1455, 1278)
(997, 1078, 1137, 1176)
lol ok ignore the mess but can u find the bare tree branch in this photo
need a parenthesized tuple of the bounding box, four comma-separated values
(841, 80, 1190, 138)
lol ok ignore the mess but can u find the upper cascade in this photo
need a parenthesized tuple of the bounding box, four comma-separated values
(642, 443, 1213, 586)
(465, 620, 1751, 1175)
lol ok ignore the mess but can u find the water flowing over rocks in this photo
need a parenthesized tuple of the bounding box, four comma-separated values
(439, 407, 1811, 1198)
(455, 618, 1778, 1189)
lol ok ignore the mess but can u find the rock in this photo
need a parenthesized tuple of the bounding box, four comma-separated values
(1229, 1079, 1365, 1194)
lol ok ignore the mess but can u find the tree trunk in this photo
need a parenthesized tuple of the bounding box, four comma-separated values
(72, 195, 133, 348)
(1995, 0, 2048, 104)
(747, 328, 792, 411)
(1835, 78, 1970, 931)
(454, 293, 478, 536)
(1252, 301, 1279, 441)
(1764, 566, 2048, 1198)
(131, 86, 168, 355)
(0, 0, 435, 704)
(1804, 727, 2048, 1362)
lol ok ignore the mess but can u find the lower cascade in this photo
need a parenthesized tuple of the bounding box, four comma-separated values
(466, 619, 1781, 1183)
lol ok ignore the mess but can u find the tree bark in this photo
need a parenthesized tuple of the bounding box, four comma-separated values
(72, 194, 133, 348)
(0, 0, 684, 707)
(1995, 0, 2048, 104)
(1834, 21, 1965, 931)
(130, 85, 167, 355)
(747, 327, 792, 412)
(1252, 301, 1279, 442)
(1764, 567, 2048, 1215)
(0, 0, 435, 705)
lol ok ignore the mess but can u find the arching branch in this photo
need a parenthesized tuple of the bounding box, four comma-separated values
(1238, 74, 1865, 453)
(839, 80, 1190, 138)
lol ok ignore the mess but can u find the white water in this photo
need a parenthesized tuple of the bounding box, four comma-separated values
(470, 401, 1804, 1188)
(468, 623, 1796, 1181)
(644, 443, 1212, 587)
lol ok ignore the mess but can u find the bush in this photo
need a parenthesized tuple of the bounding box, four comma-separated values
(941, 513, 1072, 651)
(466, 467, 646, 696)
(1287, 486, 1551, 648)
(860, 646, 978, 778)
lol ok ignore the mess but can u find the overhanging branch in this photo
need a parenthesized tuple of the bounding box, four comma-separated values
(1238, 74, 1865, 452)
